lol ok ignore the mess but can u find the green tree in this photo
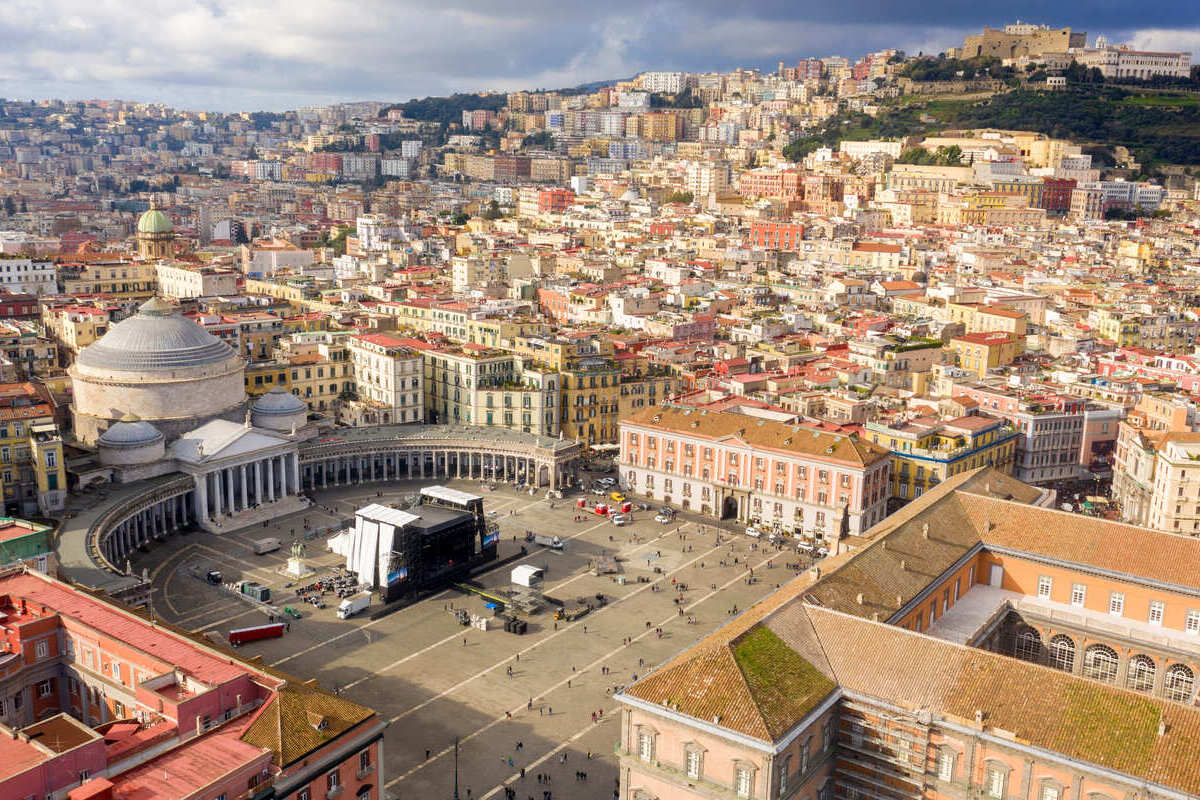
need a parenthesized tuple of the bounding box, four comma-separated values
(449, 212, 470, 226)
(2, 197, 14, 216)
(666, 190, 694, 204)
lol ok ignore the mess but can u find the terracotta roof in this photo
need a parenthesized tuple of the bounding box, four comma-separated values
(241, 682, 376, 767)
(621, 406, 889, 467)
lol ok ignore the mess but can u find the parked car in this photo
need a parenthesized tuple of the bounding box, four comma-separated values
(745, 526, 763, 538)
(597, 477, 617, 487)
(591, 486, 607, 495)
(610, 513, 629, 526)
(654, 513, 673, 524)
(609, 491, 627, 503)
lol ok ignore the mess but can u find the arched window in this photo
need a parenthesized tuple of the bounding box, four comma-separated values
(1083, 644, 1119, 683)
(1014, 628, 1042, 663)
(1127, 655, 1157, 692)
(1164, 664, 1195, 703)
(1048, 635, 1075, 672)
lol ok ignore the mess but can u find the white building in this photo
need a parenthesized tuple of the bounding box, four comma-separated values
(638, 71, 686, 94)
(0, 257, 56, 295)
(345, 332, 424, 426)
(356, 213, 400, 251)
(1076, 45, 1192, 79)
(156, 264, 240, 299)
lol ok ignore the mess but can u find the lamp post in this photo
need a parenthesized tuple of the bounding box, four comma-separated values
(452, 736, 460, 800)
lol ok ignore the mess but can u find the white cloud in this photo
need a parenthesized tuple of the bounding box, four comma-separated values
(1125, 28, 1200, 56)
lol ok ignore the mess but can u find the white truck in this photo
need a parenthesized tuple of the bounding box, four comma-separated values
(525, 532, 565, 550)
(252, 537, 281, 555)
(511, 565, 545, 588)
(337, 592, 371, 619)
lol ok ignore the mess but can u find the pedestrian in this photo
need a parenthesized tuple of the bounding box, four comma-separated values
(567, 679, 571, 688)
(463, 638, 467, 647)
(548, 706, 552, 714)
(426, 749, 431, 760)
(527, 697, 533, 711)
(520, 767, 525, 779)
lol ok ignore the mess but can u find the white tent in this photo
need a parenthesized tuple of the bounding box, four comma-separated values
(339, 503, 418, 587)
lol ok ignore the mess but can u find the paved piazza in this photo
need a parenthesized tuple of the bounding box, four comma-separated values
(130, 477, 810, 800)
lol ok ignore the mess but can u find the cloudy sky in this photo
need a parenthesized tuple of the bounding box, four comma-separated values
(0, 1, 1197, 111)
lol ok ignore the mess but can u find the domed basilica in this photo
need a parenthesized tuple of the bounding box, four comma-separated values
(70, 296, 249, 445)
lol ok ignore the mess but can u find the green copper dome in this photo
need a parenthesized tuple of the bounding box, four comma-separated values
(137, 205, 172, 234)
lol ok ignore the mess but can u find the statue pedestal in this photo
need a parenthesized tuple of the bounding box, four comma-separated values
(284, 557, 313, 579)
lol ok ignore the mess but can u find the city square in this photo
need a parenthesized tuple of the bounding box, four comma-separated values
(130, 479, 797, 800)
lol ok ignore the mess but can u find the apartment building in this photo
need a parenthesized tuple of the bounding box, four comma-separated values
(156, 262, 240, 298)
(343, 332, 424, 426)
(951, 385, 1085, 484)
(865, 415, 1018, 504)
(0, 567, 384, 800)
(40, 304, 111, 367)
(58, 259, 158, 299)
(561, 356, 621, 445)
(0, 256, 57, 295)
(619, 406, 891, 538)
(617, 468, 1200, 800)
(948, 331, 1024, 378)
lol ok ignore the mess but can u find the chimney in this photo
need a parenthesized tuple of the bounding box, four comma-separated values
(896, 594, 904, 608)
(922, 522, 930, 539)
(813, 567, 822, 580)
(1158, 719, 1168, 737)
(196, 715, 204, 736)
(900, 559, 908, 571)
(985, 520, 995, 533)
(856, 592, 865, 605)
(975, 709, 985, 727)
(712, 714, 721, 724)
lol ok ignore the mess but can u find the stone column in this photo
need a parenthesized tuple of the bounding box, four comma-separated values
(195, 476, 208, 523)
(213, 471, 223, 517)
(291, 454, 300, 495)
(240, 465, 249, 509)
(267, 458, 276, 502)
(225, 469, 236, 513)
(254, 461, 263, 505)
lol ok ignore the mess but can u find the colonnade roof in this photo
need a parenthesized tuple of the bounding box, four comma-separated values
(303, 423, 582, 455)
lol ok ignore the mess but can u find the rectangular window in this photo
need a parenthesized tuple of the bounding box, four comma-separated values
(986, 767, 1006, 799)
(1037, 575, 1052, 599)
(37, 680, 52, 698)
(1040, 786, 1060, 800)
(34, 641, 48, 659)
(1109, 592, 1125, 616)
(637, 732, 654, 761)
(1186, 610, 1200, 634)
(327, 770, 341, 791)
(938, 750, 954, 782)
(1070, 583, 1086, 607)
(359, 749, 371, 771)
(1149, 601, 1165, 625)
(734, 767, 752, 799)
(685, 749, 701, 779)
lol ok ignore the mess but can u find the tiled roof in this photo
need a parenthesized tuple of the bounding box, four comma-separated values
(621, 405, 889, 467)
(241, 683, 376, 767)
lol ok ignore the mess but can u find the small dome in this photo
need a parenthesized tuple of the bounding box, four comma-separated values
(137, 202, 173, 235)
(252, 388, 307, 415)
(621, 189, 639, 202)
(99, 415, 164, 447)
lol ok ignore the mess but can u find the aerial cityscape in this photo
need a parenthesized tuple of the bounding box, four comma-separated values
(0, 9, 1199, 800)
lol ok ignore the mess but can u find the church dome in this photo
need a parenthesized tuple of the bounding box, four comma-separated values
(137, 205, 173, 234)
(253, 388, 307, 416)
(98, 413, 166, 466)
(98, 414, 164, 447)
(77, 297, 238, 372)
(251, 387, 308, 432)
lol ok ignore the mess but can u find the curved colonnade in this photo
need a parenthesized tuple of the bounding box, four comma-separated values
(61, 426, 583, 597)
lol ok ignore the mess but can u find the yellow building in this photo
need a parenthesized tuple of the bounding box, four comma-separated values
(1094, 307, 1140, 346)
(0, 383, 65, 515)
(59, 259, 158, 299)
(946, 301, 1029, 337)
(865, 415, 1018, 505)
(948, 332, 1024, 378)
(561, 357, 621, 445)
(41, 304, 112, 367)
(617, 369, 677, 420)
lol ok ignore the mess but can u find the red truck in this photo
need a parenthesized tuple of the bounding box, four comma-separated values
(228, 623, 285, 646)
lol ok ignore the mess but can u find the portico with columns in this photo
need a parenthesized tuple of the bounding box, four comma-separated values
(169, 419, 305, 532)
